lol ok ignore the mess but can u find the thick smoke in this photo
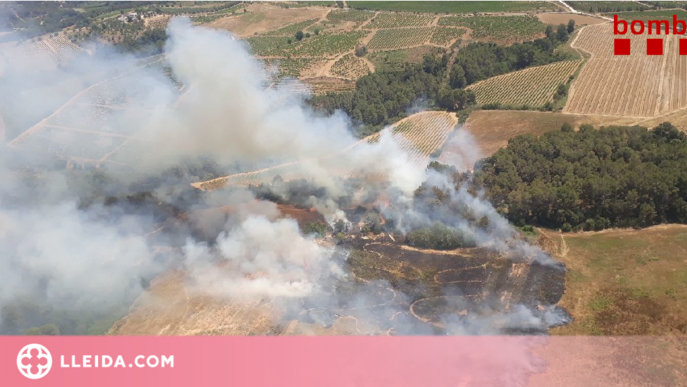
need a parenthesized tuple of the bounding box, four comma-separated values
(0, 16, 564, 344)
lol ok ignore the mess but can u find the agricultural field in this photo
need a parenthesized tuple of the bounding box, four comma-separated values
(366, 12, 435, 28)
(565, 23, 687, 117)
(367, 45, 439, 71)
(438, 15, 547, 42)
(330, 54, 371, 80)
(350, 1, 559, 13)
(145, 15, 171, 30)
(468, 60, 582, 108)
(207, 3, 327, 37)
(263, 57, 329, 78)
(428, 27, 466, 46)
(262, 18, 319, 36)
(247, 31, 366, 57)
(0, 34, 83, 70)
(566, 1, 652, 13)
(7, 59, 171, 166)
(292, 31, 368, 56)
(384, 111, 458, 169)
(610, 9, 687, 29)
(303, 77, 357, 94)
(326, 9, 375, 25)
(195, 111, 457, 191)
(442, 110, 638, 161)
(367, 27, 435, 51)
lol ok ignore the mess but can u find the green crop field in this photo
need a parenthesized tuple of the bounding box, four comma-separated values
(247, 31, 366, 57)
(326, 9, 375, 24)
(367, 12, 435, 28)
(291, 31, 367, 56)
(429, 27, 466, 46)
(349, 1, 558, 13)
(438, 15, 546, 41)
(263, 19, 319, 36)
(367, 28, 434, 50)
(263, 57, 328, 78)
(468, 60, 582, 108)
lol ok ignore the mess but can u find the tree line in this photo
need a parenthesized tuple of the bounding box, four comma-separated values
(474, 122, 687, 231)
(309, 21, 576, 136)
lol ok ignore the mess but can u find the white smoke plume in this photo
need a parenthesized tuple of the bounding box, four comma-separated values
(0, 16, 564, 342)
(183, 210, 341, 300)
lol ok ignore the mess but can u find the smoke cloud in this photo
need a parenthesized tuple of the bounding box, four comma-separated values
(0, 16, 564, 346)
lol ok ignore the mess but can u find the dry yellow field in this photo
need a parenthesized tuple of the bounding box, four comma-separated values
(207, 3, 328, 38)
(445, 110, 637, 160)
(566, 23, 687, 117)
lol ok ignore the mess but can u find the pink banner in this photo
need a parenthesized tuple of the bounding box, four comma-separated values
(1, 336, 683, 386)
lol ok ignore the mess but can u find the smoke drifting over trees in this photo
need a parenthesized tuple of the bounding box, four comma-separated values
(0, 18, 566, 338)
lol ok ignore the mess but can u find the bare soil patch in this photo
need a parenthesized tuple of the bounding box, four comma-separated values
(639, 107, 687, 132)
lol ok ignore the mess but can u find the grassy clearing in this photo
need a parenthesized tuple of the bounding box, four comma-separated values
(367, 45, 439, 71)
(350, 1, 558, 13)
(438, 15, 546, 41)
(545, 225, 687, 336)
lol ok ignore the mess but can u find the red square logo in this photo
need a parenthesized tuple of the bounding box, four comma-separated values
(647, 38, 663, 55)
(614, 39, 630, 55)
(680, 39, 687, 55)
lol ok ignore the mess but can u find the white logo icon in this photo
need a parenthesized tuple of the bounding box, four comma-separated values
(17, 344, 52, 380)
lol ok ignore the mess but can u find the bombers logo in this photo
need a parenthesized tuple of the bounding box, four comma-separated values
(17, 344, 52, 380)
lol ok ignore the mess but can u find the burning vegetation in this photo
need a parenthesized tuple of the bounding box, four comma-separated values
(0, 17, 569, 337)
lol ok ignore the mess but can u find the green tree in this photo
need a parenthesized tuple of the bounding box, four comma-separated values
(449, 64, 466, 88)
(556, 24, 569, 42)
